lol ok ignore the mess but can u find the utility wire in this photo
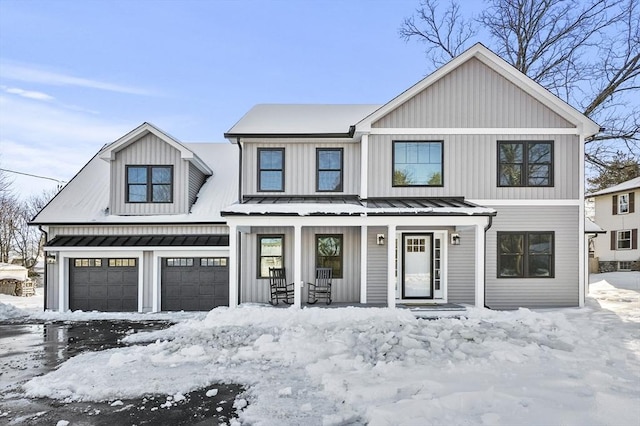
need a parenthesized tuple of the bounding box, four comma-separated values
(0, 168, 66, 184)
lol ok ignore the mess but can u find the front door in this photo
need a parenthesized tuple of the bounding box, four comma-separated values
(402, 233, 433, 299)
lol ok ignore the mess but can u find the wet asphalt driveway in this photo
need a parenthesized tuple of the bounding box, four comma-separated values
(0, 320, 242, 425)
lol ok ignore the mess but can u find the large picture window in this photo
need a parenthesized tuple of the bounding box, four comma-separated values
(258, 148, 284, 192)
(126, 165, 173, 203)
(258, 235, 284, 278)
(316, 148, 343, 192)
(316, 234, 343, 278)
(498, 141, 553, 187)
(498, 232, 554, 278)
(393, 141, 443, 186)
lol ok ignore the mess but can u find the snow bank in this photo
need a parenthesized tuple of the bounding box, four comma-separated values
(0, 301, 29, 320)
(23, 303, 640, 425)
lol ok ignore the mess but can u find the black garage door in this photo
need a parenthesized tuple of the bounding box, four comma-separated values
(69, 258, 138, 312)
(161, 257, 229, 311)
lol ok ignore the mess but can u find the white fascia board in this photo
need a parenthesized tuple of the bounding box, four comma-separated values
(469, 199, 581, 206)
(45, 245, 229, 252)
(225, 215, 491, 228)
(367, 128, 581, 135)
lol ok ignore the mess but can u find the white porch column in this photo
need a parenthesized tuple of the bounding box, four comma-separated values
(360, 134, 369, 199)
(228, 224, 238, 307)
(387, 224, 396, 308)
(475, 223, 486, 308)
(360, 225, 368, 303)
(58, 253, 66, 311)
(152, 254, 159, 312)
(293, 224, 302, 308)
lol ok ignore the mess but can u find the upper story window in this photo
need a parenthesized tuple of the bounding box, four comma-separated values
(258, 235, 283, 278)
(392, 141, 443, 187)
(316, 148, 343, 192)
(618, 194, 629, 214)
(126, 165, 173, 203)
(258, 148, 284, 192)
(498, 141, 553, 187)
(498, 232, 554, 278)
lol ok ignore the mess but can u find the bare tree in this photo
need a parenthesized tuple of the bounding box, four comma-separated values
(12, 190, 55, 269)
(400, 0, 640, 172)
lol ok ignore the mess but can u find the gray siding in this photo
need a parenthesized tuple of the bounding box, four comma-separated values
(373, 58, 572, 129)
(110, 133, 189, 215)
(48, 225, 228, 239)
(448, 228, 475, 304)
(368, 134, 579, 199)
(240, 226, 360, 303)
(46, 262, 58, 310)
(485, 205, 579, 309)
(188, 163, 208, 208)
(367, 227, 388, 303)
(242, 140, 360, 196)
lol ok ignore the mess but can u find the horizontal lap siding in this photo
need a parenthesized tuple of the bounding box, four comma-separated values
(48, 225, 228, 239)
(368, 134, 578, 200)
(448, 228, 475, 304)
(373, 58, 572, 129)
(367, 227, 388, 303)
(111, 134, 188, 215)
(485, 205, 579, 309)
(242, 140, 360, 196)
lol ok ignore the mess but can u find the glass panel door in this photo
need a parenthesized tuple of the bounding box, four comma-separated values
(402, 234, 433, 298)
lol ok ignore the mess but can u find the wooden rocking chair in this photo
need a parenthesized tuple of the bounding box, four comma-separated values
(307, 267, 332, 305)
(268, 267, 294, 305)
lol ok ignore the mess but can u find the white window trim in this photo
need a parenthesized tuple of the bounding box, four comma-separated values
(617, 230, 632, 250)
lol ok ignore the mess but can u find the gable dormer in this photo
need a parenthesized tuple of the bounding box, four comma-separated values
(99, 122, 212, 216)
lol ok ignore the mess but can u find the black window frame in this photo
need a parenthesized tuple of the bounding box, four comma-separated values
(316, 148, 344, 192)
(257, 234, 284, 278)
(497, 231, 555, 278)
(497, 141, 554, 187)
(257, 148, 285, 192)
(126, 165, 174, 203)
(316, 234, 343, 278)
(392, 141, 444, 187)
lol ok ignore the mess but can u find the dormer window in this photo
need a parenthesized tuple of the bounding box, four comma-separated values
(126, 165, 173, 203)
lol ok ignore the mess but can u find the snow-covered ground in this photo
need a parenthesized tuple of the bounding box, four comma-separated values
(1, 273, 639, 425)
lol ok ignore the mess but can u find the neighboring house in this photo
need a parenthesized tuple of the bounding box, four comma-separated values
(32, 123, 238, 312)
(586, 177, 640, 272)
(33, 43, 600, 312)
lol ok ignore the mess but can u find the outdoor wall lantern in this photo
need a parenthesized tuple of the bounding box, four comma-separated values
(451, 233, 461, 245)
(46, 253, 57, 264)
(377, 233, 385, 245)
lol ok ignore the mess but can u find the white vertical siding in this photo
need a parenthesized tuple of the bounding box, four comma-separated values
(110, 133, 189, 215)
(368, 134, 579, 199)
(367, 226, 388, 303)
(188, 163, 208, 208)
(448, 228, 476, 304)
(46, 261, 59, 310)
(242, 140, 360, 196)
(485, 205, 579, 309)
(373, 58, 572, 129)
(142, 251, 153, 311)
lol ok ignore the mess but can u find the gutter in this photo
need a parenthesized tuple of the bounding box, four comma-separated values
(224, 126, 356, 140)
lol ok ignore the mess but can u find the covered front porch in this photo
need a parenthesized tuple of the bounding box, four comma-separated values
(222, 197, 495, 309)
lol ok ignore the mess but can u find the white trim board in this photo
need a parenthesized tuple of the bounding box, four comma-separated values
(365, 128, 580, 136)
(469, 199, 581, 206)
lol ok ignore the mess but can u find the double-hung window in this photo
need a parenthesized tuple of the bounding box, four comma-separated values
(498, 232, 554, 278)
(317, 148, 343, 192)
(393, 141, 443, 186)
(316, 234, 343, 278)
(258, 148, 284, 192)
(258, 235, 284, 278)
(126, 165, 173, 203)
(618, 194, 629, 214)
(498, 141, 553, 187)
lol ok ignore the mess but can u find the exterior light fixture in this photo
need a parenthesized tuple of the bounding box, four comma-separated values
(451, 233, 461, 245)
(377, 234, 385, 245)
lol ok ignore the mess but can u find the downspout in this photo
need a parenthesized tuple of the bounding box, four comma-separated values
(236, 138, 243, 305)
(38, 225, 48, 311)
(236, 138, 243, 203)
(483, 215, 494, 308)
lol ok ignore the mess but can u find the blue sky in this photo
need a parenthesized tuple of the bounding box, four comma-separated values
(2, 0, 466, 198)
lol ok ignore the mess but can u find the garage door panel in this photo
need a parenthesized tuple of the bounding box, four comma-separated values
(70, 259, 138, 312)
(161, 258, 229, 311)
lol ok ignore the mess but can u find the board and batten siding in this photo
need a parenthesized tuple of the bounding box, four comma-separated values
(240, 226, 361, 303)
(48, 225, 228, 239)
(368, 133, 579, 200)
(447, 228, 476, 304)
(110, 133, 189, 215)
(373, 58, 572, 129)
(366, 227, 388, 303)
(188, 163, 208, 207)
(45, 262, 59, 310)
(241, 140, 360, 196)
(485, 205, 579, 309)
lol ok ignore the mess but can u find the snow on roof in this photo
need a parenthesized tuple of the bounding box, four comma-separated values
(225, 104, 381, 137)
(585, 218, 605, 234)
(32, 143, 238, 224)
(586, 177, 640, 197)
(222, 202, 496, 217)
(0, 263, 28, 281)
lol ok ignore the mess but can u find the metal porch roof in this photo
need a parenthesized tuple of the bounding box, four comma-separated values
(46, 234, 229, 248)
